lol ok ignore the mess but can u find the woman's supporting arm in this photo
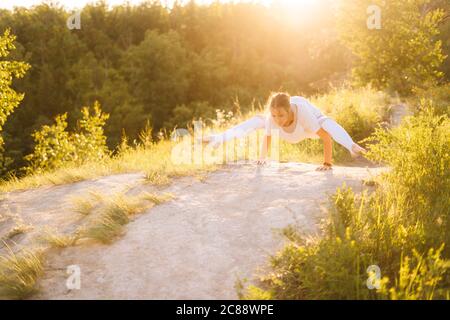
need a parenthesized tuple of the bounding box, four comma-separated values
(315, 128, 333, 170)
(257, 134, 271, 164)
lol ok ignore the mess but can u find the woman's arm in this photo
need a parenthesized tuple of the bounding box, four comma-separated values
(315, 128, 333, 171)
(257, 134, 271, 164)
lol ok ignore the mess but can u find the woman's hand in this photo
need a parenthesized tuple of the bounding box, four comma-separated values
(256, 158, 268, 166)
(316, 163, 333, 171)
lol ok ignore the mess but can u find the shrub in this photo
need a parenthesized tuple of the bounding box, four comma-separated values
(364, 104, 450, 250)
(411, 83, 450, 116)
(380, 246, 450, 300)
(25, 101, 110, 174)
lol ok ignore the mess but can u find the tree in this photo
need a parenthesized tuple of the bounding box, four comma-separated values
(0, 28, 30, 174)
(121, 29, 191, 131)
(337, 0, 447, 96)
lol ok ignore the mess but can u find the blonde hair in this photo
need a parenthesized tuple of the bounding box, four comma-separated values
(264, 92, 291, 114)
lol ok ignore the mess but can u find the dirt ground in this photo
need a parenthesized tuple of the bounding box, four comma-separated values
(0, 161, 386, 299)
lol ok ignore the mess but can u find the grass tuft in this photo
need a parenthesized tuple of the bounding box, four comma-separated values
(1, 223, 33, 242)
(37, 229, 78, 248)
(139, 192, 174, 205)
(0, 246, 45, 300)
(77, 191, 170, 244)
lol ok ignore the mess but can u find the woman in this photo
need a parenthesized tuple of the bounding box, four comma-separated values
(202, 92, 367, 171)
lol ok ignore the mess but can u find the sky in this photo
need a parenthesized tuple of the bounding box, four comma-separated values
(0, 0, 278, 11)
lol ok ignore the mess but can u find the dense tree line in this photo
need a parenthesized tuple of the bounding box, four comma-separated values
(0, 0, 448, 176)
(338, 0, 449, 95)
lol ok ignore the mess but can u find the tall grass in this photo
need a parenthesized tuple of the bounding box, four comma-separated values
(0, 140, 217, 193)
(0, 246, 44, 300)
(37, 229, 78, 248)
(240, 103, 450, 300)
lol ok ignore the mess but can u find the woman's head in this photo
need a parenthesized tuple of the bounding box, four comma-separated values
(266, 92, 292, 127)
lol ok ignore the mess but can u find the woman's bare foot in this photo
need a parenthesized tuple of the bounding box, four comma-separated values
(351, 143, 367, 158)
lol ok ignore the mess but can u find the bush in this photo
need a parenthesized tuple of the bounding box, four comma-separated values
(411, 83, 450, 116)
(337, 0, 446, 96)
(25, 101, 110, 174)
(381, 246, 450, 300)
(364, 104, 450, 250)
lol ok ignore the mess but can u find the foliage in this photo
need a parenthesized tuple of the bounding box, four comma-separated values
(337, 0, 447, 95)
(411, 83, 450, 116)
(24, 101, 110, 174)
(0, 28, 30, 175)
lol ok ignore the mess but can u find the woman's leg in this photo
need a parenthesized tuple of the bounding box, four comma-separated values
(320, 118, 355, 153)
(205, 115, 266, 146)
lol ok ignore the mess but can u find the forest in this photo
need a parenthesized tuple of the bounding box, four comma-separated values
(0, 0, 448, 177)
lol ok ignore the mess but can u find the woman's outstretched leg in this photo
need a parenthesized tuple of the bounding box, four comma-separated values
(203, 114, 266, 147)
(320, 118, 366, 156)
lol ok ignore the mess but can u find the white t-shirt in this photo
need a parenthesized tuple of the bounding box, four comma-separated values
(265, 96, 328, 143)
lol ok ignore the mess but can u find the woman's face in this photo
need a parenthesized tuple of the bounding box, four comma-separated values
(270, 107, 291, 127)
